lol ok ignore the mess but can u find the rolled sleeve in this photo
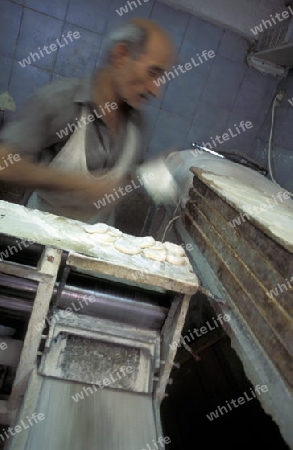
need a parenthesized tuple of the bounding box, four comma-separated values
(0, 90, 54, 161)
(0, 79, 80, 162)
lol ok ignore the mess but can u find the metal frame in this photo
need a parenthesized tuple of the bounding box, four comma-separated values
(39, 311, 160, 394)
(0, 247, 62, 425)
(155, 293, 192, 403)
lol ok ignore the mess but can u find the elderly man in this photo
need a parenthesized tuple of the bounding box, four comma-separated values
(0, 19, 174, 224)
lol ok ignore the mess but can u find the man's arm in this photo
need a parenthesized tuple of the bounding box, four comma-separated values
(0, 80, 123, 202)
(0, 143, 123, 203)
(0, 143, 88, 191)
(0, 139, 176, 206)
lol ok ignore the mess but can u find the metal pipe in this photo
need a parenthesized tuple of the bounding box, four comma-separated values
(0, 274, 38, 299)
(0, 296, 32, 315)
(0, 274, 168, 330)
(56, 286, 168, 330)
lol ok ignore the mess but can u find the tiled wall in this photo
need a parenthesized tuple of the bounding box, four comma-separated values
(0, 0, 282, 161)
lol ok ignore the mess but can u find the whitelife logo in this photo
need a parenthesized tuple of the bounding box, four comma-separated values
(206, 385, 269, 421)
(0, 342, 8, 351)
(93, 172, 155, 210)
(140, 436, 171, 450)
(229, 190, 291, 228)
(267, 275, 293, 299)
(250, 5, 293, 36)
(201, 121, 253, 150)
(18, 31, 81, 68)
(0, 153, 21, 171)
(170, 313, 231, 351)
(0, 413, 45, 443)
(71, 365, 134, 402)
(0, 227, 49, 262)
(116, 0, 150, 16)
(56, 103, 118, 139)
(153, 50, 215, 87)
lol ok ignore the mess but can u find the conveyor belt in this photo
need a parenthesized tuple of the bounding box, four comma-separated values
(14, 377, 159, 450)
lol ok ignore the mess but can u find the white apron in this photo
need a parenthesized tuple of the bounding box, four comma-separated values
(27, 107, 140, 224)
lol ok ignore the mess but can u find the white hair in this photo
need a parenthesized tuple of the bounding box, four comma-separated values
(104, 22, 148, 62)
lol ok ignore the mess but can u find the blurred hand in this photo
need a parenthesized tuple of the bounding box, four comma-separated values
(136, 157, 179, 205)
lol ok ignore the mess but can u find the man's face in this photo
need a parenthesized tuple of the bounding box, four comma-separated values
(113, 33, 174, 109)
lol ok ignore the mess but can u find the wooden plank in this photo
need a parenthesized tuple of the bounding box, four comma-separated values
(7, 247, 62, 421)
(0, 259, 51, 282)
(67, 252, 198, 295)
(155, 294, 192, 403)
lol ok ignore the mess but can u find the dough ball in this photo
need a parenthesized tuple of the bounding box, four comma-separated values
(143, 248, 166, 262)
(107, 227, 123, 237)
(115, 238, 141, 255)
(166, 252, 187, 266)
(135, 236, 156, 248)
(151, 242, 165, 251)
(91, 233, 117, 243)
(84, 223, 109, 234)
(164, 241, 185, 256)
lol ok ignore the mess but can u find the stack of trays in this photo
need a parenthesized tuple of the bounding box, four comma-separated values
(183, 167, 293, 388)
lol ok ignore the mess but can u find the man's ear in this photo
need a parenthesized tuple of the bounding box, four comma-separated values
(112, 42, 130, 68)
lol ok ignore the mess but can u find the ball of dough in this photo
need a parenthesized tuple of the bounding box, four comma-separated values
(151, 242, 165, 251)
(166, 253, 187, 266)
(91, 233, 117, 243)
(164, 241, 185, 256)
(143, 248, 166, 262)
(134, 236, 156, 248)
(107, 227, 123, 237)
(84, 223, 109, 234)
(115, 238, 141, 255)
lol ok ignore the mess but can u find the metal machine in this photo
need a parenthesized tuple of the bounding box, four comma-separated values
(1, 148, 292, 448)
(0, 201, 198, 450)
